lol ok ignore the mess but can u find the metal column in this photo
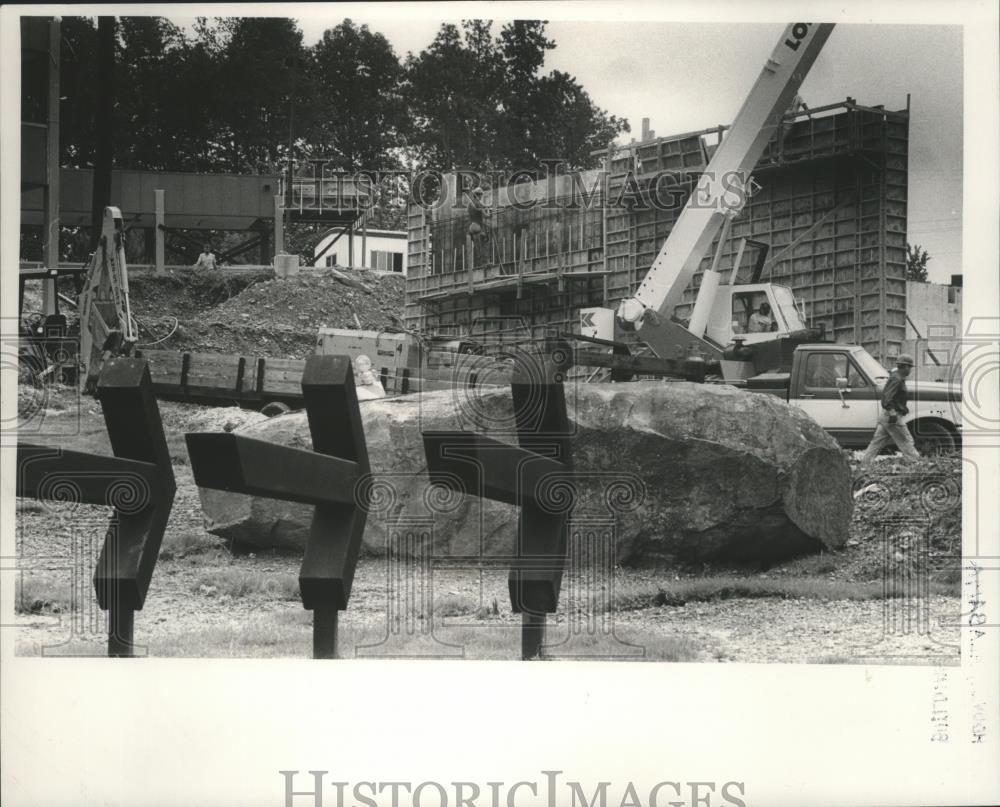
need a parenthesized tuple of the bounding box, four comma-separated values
(154, 189, 165, 274)
(41, 16, 61, 315)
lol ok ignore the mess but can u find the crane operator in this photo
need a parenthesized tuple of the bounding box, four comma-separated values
(748, 301, 774, 332)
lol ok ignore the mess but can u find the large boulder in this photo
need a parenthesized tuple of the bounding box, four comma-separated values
(194, 382, 852, 564)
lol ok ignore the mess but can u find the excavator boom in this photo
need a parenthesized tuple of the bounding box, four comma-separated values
(78, 206, 137, 390)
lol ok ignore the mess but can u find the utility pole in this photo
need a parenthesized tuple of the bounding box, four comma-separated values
(41, 16, 61, 313)
(90, 16, 115, 253)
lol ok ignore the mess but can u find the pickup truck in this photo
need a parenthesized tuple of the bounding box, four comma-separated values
(743, 343, 961, 453)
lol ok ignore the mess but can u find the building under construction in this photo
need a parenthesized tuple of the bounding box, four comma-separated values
(405, 98, 909, 362)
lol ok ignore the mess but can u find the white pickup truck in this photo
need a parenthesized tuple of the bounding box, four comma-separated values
(743, 343, 961, 452)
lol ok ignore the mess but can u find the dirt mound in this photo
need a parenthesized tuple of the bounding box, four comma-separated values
(132, 269, 407, 359)
(140, 320, 319, 359)
(128, 268, 273, 319)
(843, 454, 961, 581)
(207, 270, 405, 332)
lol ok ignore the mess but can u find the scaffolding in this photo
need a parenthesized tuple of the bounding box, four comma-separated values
(406, 98, 909, 361)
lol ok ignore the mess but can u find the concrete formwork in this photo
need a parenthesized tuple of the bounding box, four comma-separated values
(406, 99, 909, 362)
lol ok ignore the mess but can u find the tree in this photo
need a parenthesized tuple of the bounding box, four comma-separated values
(51, 16, 629, 181)
(906, 243, 930, 282)
(404, 20, 628, 175)
(201, 17, 308, 173)
(403, 22, 505, 173)
(302, 20, 409, 171)
(115, 17, 190, 170)
(59, 17, 99, 167)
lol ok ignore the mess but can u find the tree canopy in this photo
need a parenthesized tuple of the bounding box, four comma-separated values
(906, 243, 930, 282)
(56, 16, 629, 178)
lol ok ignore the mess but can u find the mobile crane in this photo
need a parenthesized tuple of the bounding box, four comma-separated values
(605, 22, 835, 382)
(571, 22, 961, 451)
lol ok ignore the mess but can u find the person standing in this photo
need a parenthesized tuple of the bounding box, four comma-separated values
(194, 244, 217, 271)
(862, 354, 920, 464)
(466, 187, 492, 245)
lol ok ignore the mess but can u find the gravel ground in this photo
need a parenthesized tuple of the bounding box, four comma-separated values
(12, 390, 962, 664)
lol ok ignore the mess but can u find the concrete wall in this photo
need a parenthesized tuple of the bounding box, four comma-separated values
(902, 279, 962, 381)
(313, 230, 408, 273)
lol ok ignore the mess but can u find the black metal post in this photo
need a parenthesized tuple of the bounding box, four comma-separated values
(312, 606, 339, 660)
(423, 349, 575, 661)
(108, 602, 135, 658)
(186, 354, 372, 659)
(17, 358, 176, 657)
(521, 611, 546, 660)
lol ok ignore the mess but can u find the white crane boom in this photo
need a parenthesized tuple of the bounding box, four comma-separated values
(616, 22, 835, 331)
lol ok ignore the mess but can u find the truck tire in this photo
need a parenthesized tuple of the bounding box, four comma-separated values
(909, 419, 958, 455)
(261, 401, 291, 418)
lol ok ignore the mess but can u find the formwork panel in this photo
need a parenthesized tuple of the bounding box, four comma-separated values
(406, 102, 909, 362)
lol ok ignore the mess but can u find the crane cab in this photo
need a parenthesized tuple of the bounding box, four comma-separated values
(703, 282, 810, 347)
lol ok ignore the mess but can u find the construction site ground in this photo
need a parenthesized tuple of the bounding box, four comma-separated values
(22, 266, 408, 360)
(13, 383, 964, 663)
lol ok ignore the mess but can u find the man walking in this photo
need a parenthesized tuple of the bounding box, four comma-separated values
(862, 353, 920, 464)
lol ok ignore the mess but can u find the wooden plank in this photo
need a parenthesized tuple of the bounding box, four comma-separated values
(186, 353, 246, 388)
(261, 376, 306, 395)
(262, 358, 308, 373)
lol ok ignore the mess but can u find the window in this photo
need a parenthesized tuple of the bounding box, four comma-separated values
(370, 249, 399, 271)
(805, 354, 846, 388)
(805, 353, 870, 388)
(732, 292, 768, 333)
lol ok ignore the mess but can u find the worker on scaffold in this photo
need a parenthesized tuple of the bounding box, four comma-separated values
(465, 186, 493, 250)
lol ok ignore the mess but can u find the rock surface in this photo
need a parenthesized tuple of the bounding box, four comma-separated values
(195, 382, 853, 564)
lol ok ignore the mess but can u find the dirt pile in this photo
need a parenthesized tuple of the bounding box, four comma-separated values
(208, 269, 405, 331)
(134, 268, 407, 358)
(843, 453, 962, 581)
(128, 268, 273, 319)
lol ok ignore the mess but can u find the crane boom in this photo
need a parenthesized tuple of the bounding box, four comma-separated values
(616, 22, 834, 331)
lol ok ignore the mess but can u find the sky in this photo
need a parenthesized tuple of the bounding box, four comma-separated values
(172, 17, 965, 283)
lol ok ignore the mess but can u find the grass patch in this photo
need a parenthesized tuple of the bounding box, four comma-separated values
(812, 654, 959, 667)
(191, 568, 300, 600)
(15, 577, 74, 615)
(932, 568, 962, 587)
(432, 594, 478, 617)
(145, 614, 704, 661)
(159, 531, 221, 561)
(610, 574, 958, 612)
(777, 552, 841, 576)
(431, 595, 503, 620)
